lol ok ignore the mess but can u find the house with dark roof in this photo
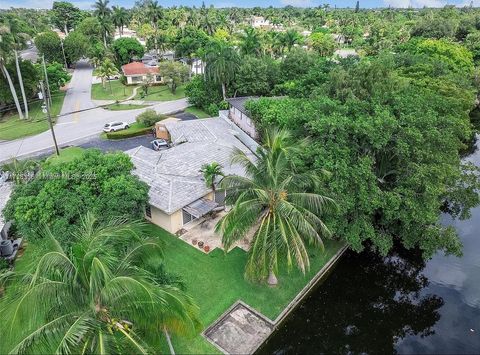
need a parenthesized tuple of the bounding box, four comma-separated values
(121, 62, 163, 85)
(226, 96, 260, 140)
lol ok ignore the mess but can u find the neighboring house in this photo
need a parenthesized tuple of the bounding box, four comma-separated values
(114, 27, 146, 46)
(334, 48, 359, 59)
(126, 118, 255, 234)
(121, 62, 162, 85)
(52, 28, 66, 39)
(250, 16, 271, 28)
(0, 178, 13, 240)
(301, 30, 312, 37)
(141, 50, 175, 65)
(332, 33, 346, 44)
(226, 97, 260, 140)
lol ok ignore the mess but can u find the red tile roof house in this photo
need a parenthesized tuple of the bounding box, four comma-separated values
(121, 62, 163, 85)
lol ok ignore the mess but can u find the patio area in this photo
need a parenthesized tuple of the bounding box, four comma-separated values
(178, 210, 252, 253)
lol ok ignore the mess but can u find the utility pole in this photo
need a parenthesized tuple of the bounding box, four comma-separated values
(39, 81, 60, 156)
(42, 55, 52, 108)
(60, 39, 68, 69)
(15, 50, 29, 119)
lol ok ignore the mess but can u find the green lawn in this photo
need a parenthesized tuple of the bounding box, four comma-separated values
(0, 92, 66, 141)
(45, 146, 84, 166)
(136, 85, 186, 101)
(105, 103, 149, 111)
(185, 106, 211, 119)
(91, 80, 135, 101)
(147, 224, 345, 354)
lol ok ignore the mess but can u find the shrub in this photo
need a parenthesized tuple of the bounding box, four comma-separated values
(135, 109, 166, 127)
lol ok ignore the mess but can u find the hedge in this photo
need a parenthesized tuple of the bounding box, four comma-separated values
(105, 123, 152, 139)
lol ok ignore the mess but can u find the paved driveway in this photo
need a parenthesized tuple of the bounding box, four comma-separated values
(0, 61, 189, 163)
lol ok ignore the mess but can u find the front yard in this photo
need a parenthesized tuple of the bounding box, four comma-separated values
(0, 91, 66, 141)
(136, 84, 186, 101)
(147, 223, 345, 354)
(91, 80, 135, 101)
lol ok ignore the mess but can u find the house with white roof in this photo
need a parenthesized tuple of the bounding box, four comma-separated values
(125, 117, 257, 234)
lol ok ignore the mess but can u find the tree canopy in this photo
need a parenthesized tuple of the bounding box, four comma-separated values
(4, 149, 149, 246)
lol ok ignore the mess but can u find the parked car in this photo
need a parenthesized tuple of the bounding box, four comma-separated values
(151, 139, 169, 151)
(103, 122, 129, 132)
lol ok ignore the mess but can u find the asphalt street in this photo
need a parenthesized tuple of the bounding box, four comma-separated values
(0, 60, 189, 163)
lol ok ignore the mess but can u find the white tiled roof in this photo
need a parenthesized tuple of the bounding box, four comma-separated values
(126, 118, 255, 214)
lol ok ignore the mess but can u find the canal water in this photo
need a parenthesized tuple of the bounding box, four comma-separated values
(258, 141, 480, 354)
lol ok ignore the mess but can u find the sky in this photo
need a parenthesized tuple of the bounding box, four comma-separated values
(0, 0, 477, 10)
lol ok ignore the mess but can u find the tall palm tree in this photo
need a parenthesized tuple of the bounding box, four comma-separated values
(94, 0, 112, 47)
(93, 0, 111, 18)
(112, 6, 129, 36)
(96, 58, 118, 93)
(0, 213, 200, 354)
(200, 162, 224, 192)
(204, 41, 240, 100)
(147, 1, 162, 55)
(0, 25, 24, 119)
(216, 129, 336, 285)
(239, 27, 261, 56)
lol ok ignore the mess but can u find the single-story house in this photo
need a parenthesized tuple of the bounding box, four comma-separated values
(334, 48, 359, 59)
(125, 118, 256, 234)
(121, 62, 163, 85)
(0, 178, 13, 240)
(226, 97, 260, 140)
(251, 16, 271, 28)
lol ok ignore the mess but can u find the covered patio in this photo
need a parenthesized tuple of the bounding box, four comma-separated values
(179, 209, 252, 254)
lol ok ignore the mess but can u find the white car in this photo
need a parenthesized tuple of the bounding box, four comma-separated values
(151, 139, 169, 151)
(103, 122, 129, 133)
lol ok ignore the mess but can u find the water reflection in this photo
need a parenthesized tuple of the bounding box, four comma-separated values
(258, 247, 445, 354)
(258, 136, 480, 354)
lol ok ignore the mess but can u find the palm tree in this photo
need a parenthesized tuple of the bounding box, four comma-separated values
(96, 58, 118, 93)
(281, 29, 302, 52)
(112, 6, 129, 36)
(239, 27, 261, 56)
(0, 25, 24, 119)
(147, 1, 162, 54)
(94, 0, 112, 47)
(216, 129, 336, 286)
(204, 41, 240, 100)
(1, 158, 38, 184)
(200, 162, 224, 192)
(93, 0, 111, 18)
(0, 213, 200, 354)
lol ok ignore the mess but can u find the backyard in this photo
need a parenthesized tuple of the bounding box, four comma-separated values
(147, 223, 345, 354)
(0, 92, 66, 141)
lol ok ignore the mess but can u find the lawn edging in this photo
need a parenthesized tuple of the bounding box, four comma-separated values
(202, 243, 349, 354)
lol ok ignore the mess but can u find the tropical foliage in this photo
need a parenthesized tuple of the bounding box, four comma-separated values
(4, 149, 149, 246)
(216, 129, 336, 284)
(0, 214, 200, 354)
